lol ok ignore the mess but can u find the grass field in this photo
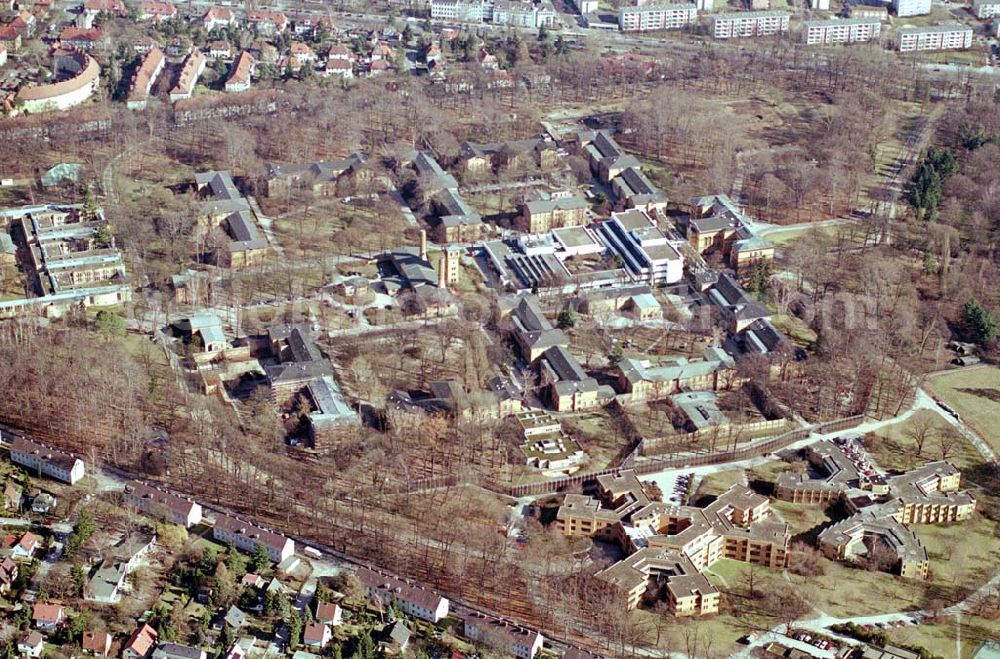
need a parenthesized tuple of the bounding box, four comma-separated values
(883, 613, 997, 659)
(864, 409, 984, 472)
(925, 366, 1000, 456)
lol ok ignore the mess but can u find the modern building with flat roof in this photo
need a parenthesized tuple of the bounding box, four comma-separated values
(712, 11, 790, 39)
(973, 0, 1000, 18)
(802, 18, 881, 45)
(892, 0, 931, 16)
(897, 24, 972, 51)
(618, 3, 698, 32)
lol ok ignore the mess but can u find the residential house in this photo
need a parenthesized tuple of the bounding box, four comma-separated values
(315, 602, 343, 626)
(194, 170, 269, 267)
(202, 6, 235, 32)
(377, 621, 410, 655)
(82, 632, 113, 657)
(0, 27, 21, 52)
(32, 603, 65, 630)
(356, 567, 450, 623)
(3, 481, 22, 511)
(125, 47, 164, 110)
(10, 437, 85, 484)
(247, 10, 288, 35)
(124, 481, 202, 528)
(0, 557, 18, 594)
(31, 493, 56, 514)
(264, 153, 366, 197)
(83, 0, 125, 17)
(122, 624, 158, 659)
(58, 27, 107, 50)
(324, 56, 352, 78)
(152, 644, 207, 659)
(137, 1, 176, 22)
(208, 41, 233, 59)
(169, 50, 206, 102)
(213, 514, 295, 563)
(86, 535, 156, 603)
(289, 41, 316, 66)
(302, 623, 330, 649)
(18, 632, 44, 659)
(225, 51, 255, 92)
(8, 531, 39, 559)
(462, 613, 544, 659)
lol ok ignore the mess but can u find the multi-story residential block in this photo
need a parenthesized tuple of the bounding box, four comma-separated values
(126, 47, 164, 110)
(124, 481, 203, 528)
(356, 567, 450, 622)
(10, 438, 85, 484)
(571, 0, 598, 12)
(224, 51, 255, 93)
(897, 24, 972, 51)
(712, 11, 790, 38)
(168, 50, 206, 102)
(461, 613, 544, 659)
(973, 0, 1000, 17)
(618, 3, 698, 31)
(213, 514, 295, 563)
(802, 18, 881, 45)
(994, 17, 1000, 36)
(892, 0, 931, 16)
(430, 0, 488, 21)
(809, 0, 829, 8)
(848, 4, 888, 19)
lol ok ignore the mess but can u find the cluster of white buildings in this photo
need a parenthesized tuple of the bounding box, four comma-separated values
(892, 0, 932, 17)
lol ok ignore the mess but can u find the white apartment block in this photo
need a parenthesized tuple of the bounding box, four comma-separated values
(493, 0, 556, 27)
(809, 0, 830, 9)
(619, 3, 698, 31)
(994, 18, 1000, 36)
(430, 0, 487, 21)
(10, 438, 86, 485)
(892, 0, 931, 17)
(572, 0, 598, 13)
(972, 0, 1000, 18)
(712, 11, 790, 38)
(695, 0, 713, 8)
(802, 18, 881, 44)
(897, 24, 973, 51)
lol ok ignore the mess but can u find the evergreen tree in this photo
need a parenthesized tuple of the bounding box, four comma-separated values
(250, 543, 270, 573)
(961, 298, 999, 345)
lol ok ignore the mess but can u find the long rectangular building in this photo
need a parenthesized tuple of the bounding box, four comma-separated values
(10, 437, 85, 484)
(124, 481, 203, 528)
(973, 0, 1000, 18)
(712, 11, 790, 39)
(802, 18, 881, 45)
(213, 514, 294, 563)
(356, 567, 450, 622)
(897, 24, 972, 52)
(618, 3, 698, 32)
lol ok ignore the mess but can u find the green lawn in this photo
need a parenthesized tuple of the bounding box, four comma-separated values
(693, 469, 745, 500)
(864, 409, 983, 473)
(925, 366, 1000, 456)
(770, 500, 831, 537)
(883, 614, 996, 659)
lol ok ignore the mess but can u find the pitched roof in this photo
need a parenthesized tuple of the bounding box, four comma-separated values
(357, 567, 447, 613)
(32, 602, 64, 623)
(124, 623, 158, 657)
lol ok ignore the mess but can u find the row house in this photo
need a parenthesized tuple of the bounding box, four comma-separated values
(137, 1, 176, 22)
(169, 49, 206, 102)
(461, 613, 544, 659)
(10, 437, 85, 484)
(58, 27, 108, 50)
(125, 46, 162, 110)
(356, 567, 450, 623)
(213, 514, 295, 563)
(124, 480, 203, 527)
